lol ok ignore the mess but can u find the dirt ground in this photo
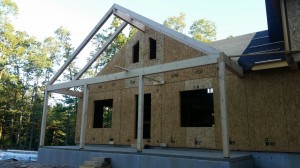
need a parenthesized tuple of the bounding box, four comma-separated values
(0, 159, 74, 168)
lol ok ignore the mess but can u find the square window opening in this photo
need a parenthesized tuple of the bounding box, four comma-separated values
(149, 38, 156, 59)
(180, 89, 214, 127)
(94, 99, 113, 128)
(133, 41, 139, 63)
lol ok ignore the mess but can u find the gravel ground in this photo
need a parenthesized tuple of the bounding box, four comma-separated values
(0, 159, 74, 168)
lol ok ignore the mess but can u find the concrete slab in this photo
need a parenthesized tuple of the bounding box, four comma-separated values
(38, 145, 253, 168)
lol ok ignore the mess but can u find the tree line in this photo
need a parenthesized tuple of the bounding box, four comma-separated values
(0, 0, 216, 150)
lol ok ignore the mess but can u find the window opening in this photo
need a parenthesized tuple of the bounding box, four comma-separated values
(94, 99, 113, 128)
(180, 89, 214, 127)
(133, 41, 139, 63)
(149, 38, 156, 59)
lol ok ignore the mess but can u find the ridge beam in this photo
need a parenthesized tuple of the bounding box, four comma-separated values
(113, 9, 145, 32)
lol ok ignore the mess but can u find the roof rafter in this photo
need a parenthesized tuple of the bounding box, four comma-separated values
(113, 9, 145, 32)
(73, 22, 128, 81)
(47, 4, 234, 90)
(48, 5, 115, 85)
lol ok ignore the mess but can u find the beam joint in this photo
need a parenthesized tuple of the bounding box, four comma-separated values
(218, 54, 243, 77)
(113, 9, 145, 32)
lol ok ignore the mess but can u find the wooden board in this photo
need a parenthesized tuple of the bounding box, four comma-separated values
(84, 90, 122, 144)
(226, 75, 249, 150)
(282, 70, 300, 151)
(245, 69, 288, 151)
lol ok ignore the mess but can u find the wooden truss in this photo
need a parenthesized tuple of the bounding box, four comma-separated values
(39, 4, 244, 158)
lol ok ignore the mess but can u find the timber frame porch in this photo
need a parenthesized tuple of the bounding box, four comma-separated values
(39, 4, 244, 158)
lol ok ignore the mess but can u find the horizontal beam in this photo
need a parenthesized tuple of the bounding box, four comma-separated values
(113, 4, 221, 55)
(218, 54, 244, 77)
(73, 22, 128, 80)
(113, 9, 145, 32)
(52, 89, 83, 98)
(48, 6, 114, 85)
(47, 54, 220, 91)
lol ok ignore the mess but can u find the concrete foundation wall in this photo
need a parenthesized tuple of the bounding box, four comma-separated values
(38, 147, 300, 168)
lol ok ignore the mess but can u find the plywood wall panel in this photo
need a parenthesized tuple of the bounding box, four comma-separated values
(186, 128, 216, 148)
(119, 88, 137, 145)
(164, 65, 217, 83)
(148, 86, 163, 145)
(164, 36, 204, 63)
(245, 70, 288, 151)
(84, 90, 122, 144)
(89, 80, 123, 93)
(97, 44, 126, 76)
(75, 98, 83, 144)
(226, 75, 249, 150)
(282, 70, 300, 151)
(161, 82, 186, 147)
(212, 77, 222, 149)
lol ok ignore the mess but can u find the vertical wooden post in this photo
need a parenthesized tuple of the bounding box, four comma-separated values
(137, 75, 144, 152)
(218, 58, 230, 158)
(39, 90, 49, 147)
(79, 84, 89, 149)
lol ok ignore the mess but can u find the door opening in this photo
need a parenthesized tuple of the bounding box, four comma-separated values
(135, 94, 151, 139)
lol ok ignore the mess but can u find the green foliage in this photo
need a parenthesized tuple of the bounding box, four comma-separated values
(0, 0, 18, 18)
(163, 13, 217, 43)
(89, 17, 135, 75)
(189, 19, 216, 43)
(0, 0, 78, 150)
(163, 13, 186, 33)
(103, 107, 112, 128)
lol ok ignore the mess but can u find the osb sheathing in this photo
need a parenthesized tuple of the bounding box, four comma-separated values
(286, 0, 300, 51)
(164, 36, 204, 63)
(97, 46, 126, 76)
(282, 71, 300, 151)
(119, 86, 162, 146)
(74, 27, 300, 152)
(125, 27, 165, 71)
(75, 98, 83, 144)
(84, 90, 122, 144)
(213, 68, 300, 152)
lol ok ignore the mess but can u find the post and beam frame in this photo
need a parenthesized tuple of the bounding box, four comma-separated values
(39, 4, 245, 158)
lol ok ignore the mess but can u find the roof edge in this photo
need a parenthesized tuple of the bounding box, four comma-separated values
(113, 4, 222, 55)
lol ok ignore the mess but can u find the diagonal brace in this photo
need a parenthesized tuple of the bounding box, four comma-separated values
(73, 22, 128, 80)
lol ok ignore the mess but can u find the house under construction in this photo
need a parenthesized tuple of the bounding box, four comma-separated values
(38, 0, 300, 167)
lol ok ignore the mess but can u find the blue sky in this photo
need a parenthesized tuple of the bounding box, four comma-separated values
(13, 0, 268, 47)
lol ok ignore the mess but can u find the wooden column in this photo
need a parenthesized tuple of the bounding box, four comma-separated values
(218, 60, 230, 158)
(39, 90, 49, 147)
(136, 75, 144, 152)
(79, 84, 89, 149)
